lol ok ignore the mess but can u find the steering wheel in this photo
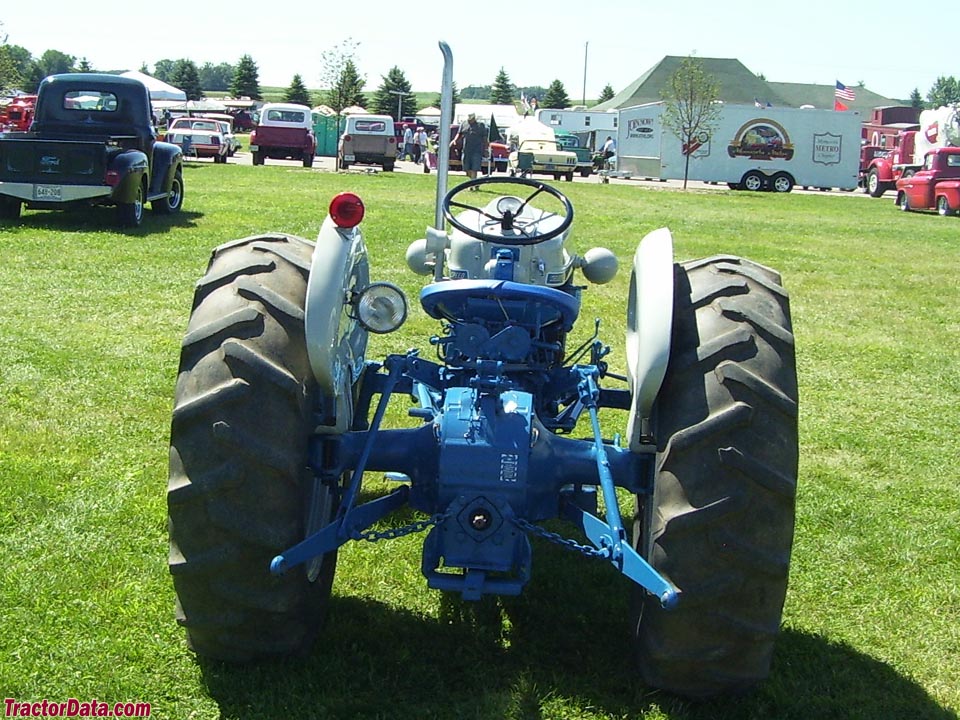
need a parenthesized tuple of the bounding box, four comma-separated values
(442, 176, 574, 245)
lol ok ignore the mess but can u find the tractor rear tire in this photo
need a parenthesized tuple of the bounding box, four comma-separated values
(633, 255, 798, 698)
(168, 233, 338, 661)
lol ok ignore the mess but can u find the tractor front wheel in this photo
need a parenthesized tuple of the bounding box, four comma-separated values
(168, 233, 338, 661)
(633, 255, 798, 698)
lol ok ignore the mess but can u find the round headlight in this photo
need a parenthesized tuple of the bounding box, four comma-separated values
(356, 283, 408, 334)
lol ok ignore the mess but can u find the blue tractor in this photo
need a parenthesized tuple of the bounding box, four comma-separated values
(167, 48, 798, 700)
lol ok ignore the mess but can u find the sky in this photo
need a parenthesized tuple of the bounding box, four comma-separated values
(3, 1, 957, 102)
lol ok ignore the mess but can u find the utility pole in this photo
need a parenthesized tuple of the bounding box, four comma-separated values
(388, 89, 413, 120)
(582, 41, 589, 106)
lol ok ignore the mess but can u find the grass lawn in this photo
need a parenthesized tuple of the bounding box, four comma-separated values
(0, 165, 957, 720)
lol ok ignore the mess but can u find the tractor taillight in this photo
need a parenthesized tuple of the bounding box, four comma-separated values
(329, 192, 364, 228)
(105, 170, 120, 186)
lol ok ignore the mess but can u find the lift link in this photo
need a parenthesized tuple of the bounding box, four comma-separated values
(568, 367, 680, 609)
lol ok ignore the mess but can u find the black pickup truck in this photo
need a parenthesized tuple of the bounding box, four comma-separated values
(0, 73, 184, 228)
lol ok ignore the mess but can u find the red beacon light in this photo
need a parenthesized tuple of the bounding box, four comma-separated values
(329, 192, 364, 228)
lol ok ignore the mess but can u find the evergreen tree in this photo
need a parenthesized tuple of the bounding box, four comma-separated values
(170, 59, 203, 101)
(490, 67, 514, 105)
(927, 76, 960, 108)
(542, 80, 570, 109)
(325, 58, 365, 113)
(597, 84, 615, 103)
(284, 74, 312, 106)
(910, 88, 923, 110)
(76, 57, 93, 72)
(230, 54, 262, 100)
(371, 66, 414, 119)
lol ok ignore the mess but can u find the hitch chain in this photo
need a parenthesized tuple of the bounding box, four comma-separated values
(512, 517, 611, 560)
(355, 513, 449, 543)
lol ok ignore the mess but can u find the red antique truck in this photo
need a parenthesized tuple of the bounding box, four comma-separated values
(864, 106, 960, 197)
(895, 146, 960, 216)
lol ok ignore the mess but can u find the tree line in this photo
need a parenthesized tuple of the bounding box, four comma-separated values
(5, 25, 957, 116)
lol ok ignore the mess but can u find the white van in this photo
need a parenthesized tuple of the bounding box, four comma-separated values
(338, 114, 397, 171)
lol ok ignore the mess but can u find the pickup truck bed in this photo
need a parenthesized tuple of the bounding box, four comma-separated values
(0, 72, 184, 228)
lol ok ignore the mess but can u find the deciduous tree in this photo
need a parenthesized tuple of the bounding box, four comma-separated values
(927, 76, 960, 108)
(661, 55, 721, 189)
(319, 38, 366, 113)
(171, 59, 203, 101)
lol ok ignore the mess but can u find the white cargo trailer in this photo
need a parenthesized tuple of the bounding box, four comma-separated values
(614, 102, 861, 192)
(535, 108, 619, 151)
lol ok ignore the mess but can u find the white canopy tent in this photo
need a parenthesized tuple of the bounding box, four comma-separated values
(120, 71, 186, 102)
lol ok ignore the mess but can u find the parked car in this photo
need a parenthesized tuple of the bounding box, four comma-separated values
(339, 114, 397, 171)
(250, 103, 316, 167)
(199, 113, 242, 156)
(164, 117, 228, 163)
(506, 118, 578, 181)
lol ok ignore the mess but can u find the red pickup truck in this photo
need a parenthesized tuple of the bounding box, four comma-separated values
(895, 146, 960, 216)
(249, 103, 316, 167)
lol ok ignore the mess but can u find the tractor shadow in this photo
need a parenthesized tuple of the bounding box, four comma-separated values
(197, 540, 956, 720)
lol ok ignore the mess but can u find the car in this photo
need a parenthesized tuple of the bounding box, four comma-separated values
(164, 117, 229, 163)
(506, 118, 578, 181)
(338, 114, 397, 171)
(199, 113, 242, 156)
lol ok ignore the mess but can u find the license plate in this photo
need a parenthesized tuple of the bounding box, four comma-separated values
(344, 154, 355, 161)
(248, 144, 258, 151)
(543, 164, 556, 171)
(35, 185, 62, 200)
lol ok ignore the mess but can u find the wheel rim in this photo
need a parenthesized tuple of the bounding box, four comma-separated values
(169, 176, 182, 210)
(773, 176, 791, 193)
(938, 197, 949, 216)
(868, 173, 878, 194)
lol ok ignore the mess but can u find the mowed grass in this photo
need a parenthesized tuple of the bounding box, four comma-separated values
(0, 164, 957, 720)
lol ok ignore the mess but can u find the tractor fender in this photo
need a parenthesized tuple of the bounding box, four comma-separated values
(625, 227, 674, 452)
(304, 215, 370, 433)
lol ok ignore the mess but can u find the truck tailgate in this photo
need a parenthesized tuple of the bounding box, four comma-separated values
(0, 138, 110, 185)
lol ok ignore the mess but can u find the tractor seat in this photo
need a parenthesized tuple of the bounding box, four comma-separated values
(419, 279, 580, 331)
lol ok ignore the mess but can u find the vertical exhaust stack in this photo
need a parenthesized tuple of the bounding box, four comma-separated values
(434, 41, 454, 281)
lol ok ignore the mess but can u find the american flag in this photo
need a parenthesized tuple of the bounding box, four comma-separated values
(835, 81, 856, 102)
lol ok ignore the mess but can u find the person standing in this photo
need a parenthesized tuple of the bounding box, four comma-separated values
(412, 126, 425, 164)
(416, 126, 430, 171)
(452, 113, 488, 182)
(402, 124, 414, 162)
